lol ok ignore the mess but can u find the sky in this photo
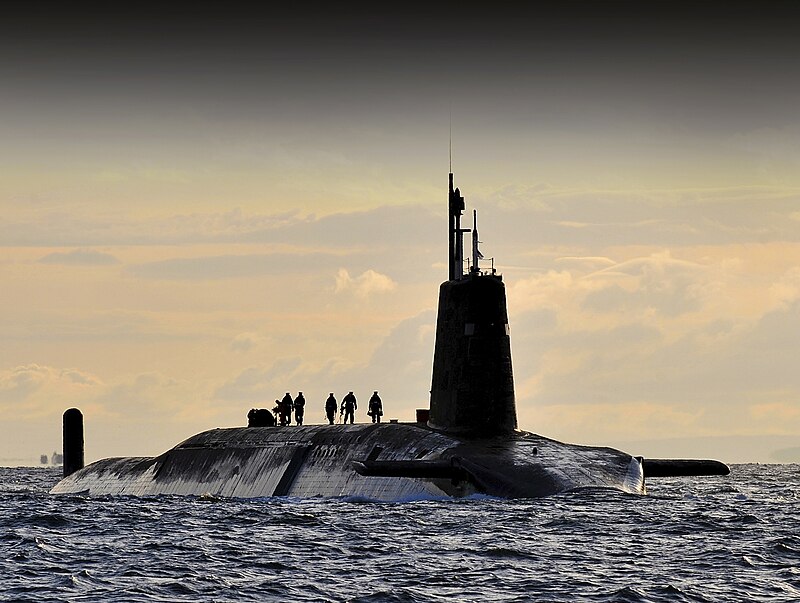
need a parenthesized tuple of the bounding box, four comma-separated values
(2, 2, 799, 465)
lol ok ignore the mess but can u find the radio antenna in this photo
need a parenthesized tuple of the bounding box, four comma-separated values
(449, 105, 452, 173)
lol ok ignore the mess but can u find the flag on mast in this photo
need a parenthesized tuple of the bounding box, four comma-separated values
(472, 209, 483, 271)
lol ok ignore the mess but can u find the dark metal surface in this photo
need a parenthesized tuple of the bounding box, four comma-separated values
(642, 458, 731, 477)
(62, 408, 84, 478)
(50, 423, 646, 499)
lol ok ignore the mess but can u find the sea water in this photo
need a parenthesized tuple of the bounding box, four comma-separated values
(1, 464, 798, 602)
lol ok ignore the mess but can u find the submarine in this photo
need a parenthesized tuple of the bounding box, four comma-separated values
(50, 172, 729, 500)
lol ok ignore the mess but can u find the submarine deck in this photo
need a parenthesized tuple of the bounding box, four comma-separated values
(50, 422, 645, 500)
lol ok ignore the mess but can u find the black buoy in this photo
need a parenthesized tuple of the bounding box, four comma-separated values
(63, 408, 84, 478)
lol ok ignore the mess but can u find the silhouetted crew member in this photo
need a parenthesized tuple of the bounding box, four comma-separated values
(293, 392, 306, 425)
(367, 391, 383, 423)
(280, 392, 293, 426)
(341, 391, 357, 424)
(325, 393, 337, 425)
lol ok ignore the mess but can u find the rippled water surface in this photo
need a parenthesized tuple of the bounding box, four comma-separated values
(2, 464, 798, 602)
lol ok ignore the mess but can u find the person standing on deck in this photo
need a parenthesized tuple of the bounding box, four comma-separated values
(325, 393, 337, 425)
(293, 392, 306, 425)
(341, 391, 357, 424)
(279, 392, 293, 426)
(367, 391, 383, 423)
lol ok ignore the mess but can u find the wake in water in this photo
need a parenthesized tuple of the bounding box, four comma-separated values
(1, 465, 798, 602)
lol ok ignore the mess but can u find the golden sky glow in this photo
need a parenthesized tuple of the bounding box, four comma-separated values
(2, 4, 799, 464)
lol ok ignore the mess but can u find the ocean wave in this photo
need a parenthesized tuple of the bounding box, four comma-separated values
(1, 465, 799, 602)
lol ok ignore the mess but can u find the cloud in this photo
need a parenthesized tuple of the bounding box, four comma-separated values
(116, 205, 442, 283)
(127, 253, 329, 280)
(334, 268, 397, 298)
(61, 368, 102, 385)
(582, 253, 710, 317)
(38, 248, 120, 265)
(730, 125, 800, 166)
(0, 310, 193, 345)
(0, 364, 50, 402)
(213, 309, 436, 416)
(0, 204, 440, 249)
(9, 188, 800, 276)
(749, 401, 800, 423)
(93, 372, 199, 420)
(4, 189, 800, 460)
(0, 207, 312, 247)
(768, 267, 800, 310)
(230, 332, 262, 353)
(98, 372, 161, 405)
(0, 364, 200, 424)
(214, 358, 304, 402)
(519, 401, 705, 444)
(506, 250, 800, 442)
(474, 186, 800, 253)
(358, 310, 437, 402)
(0, 364, 102, 414)
(554, 256, 616, 270)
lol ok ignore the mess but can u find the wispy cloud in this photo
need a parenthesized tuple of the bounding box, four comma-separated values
(229, 332, 263, 353)
(214, 358, 304, 402)
(127, 253, 330, 280)
(334, 268, 397, 298)
(38, 248, 120, 266)
(0, 364, 102, 413)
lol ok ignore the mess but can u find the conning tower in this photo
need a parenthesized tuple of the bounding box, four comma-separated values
(428, 173, 517, 436)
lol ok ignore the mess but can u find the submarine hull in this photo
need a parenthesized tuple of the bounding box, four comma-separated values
(50, 423, 645, 499)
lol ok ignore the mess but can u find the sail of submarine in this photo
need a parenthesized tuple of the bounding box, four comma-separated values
(50, 172, 729, 499)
